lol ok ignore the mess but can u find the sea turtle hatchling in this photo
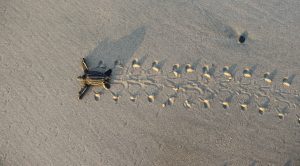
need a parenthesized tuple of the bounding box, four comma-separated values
(77, 58, 112, 99)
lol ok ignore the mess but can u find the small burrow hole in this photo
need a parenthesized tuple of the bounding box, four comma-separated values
(238, 32, 248, 44)
(222, 102, 229, 109)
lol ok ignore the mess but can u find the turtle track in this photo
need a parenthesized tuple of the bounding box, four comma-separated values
(94, 59, 300, 122)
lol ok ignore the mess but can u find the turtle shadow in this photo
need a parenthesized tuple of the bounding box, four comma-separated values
(283, 160, 293, 166)
(84, 26, 146, 71)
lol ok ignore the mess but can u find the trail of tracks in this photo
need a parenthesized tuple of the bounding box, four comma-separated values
(94, 60, 300, 122)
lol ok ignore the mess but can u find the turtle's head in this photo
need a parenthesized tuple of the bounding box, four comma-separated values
(77, 76, 84, 81)
(77, 75, 86, 85)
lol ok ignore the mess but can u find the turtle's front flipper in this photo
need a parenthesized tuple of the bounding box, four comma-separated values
(78, 85, 90, 100)
(81, 58, 89, 73)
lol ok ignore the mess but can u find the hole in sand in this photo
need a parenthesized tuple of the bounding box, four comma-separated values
(238, 32, 248, 44)
(172, 64, 180, 71)
(202, 65, 211, 79)
(240, 104, 248, 111)
(278, 113, 284, 120)
(259, 107, 265, 114)
(114, 60, 124, 68)
(222, 66, 232, 77)
(203, 100, 210, 109)
(162, 97, 175, 108)
(114, 60, 120, 66)
(132, 59, 140, 68)
(264, 72, 272, 83)
(282, 75, 295, 87)
(148, 95, 155, 103)
(185, 64, 194, 73)
(263, 70, 277, 84)
(130, 95, 137, 102)
(151, 61, 160, 72)
(282, 77, 290, 87)
(243, 68, 252, 78)
(202, 65, 209, 73)
(222, 66, 229, 72)
(94, 92, 101, 101)
(112, 93, 120, 103)
(172, 64, 181, 78)
(222, 102, 229, 109)
(239, 35, 246, 43)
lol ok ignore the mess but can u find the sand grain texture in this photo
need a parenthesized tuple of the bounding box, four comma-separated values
(0, 0, 300, 165)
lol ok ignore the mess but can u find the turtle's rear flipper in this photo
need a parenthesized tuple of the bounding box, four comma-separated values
(104, 69, 112, 77)
(78, 85, 90, 100)
(104, 77, 111, 90)
(104, 82, 111, 89)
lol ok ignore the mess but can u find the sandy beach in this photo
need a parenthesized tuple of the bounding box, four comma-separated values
(1, 0, 300, 165)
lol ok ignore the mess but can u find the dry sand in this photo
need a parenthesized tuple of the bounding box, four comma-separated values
(1, 0, 300, 165)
